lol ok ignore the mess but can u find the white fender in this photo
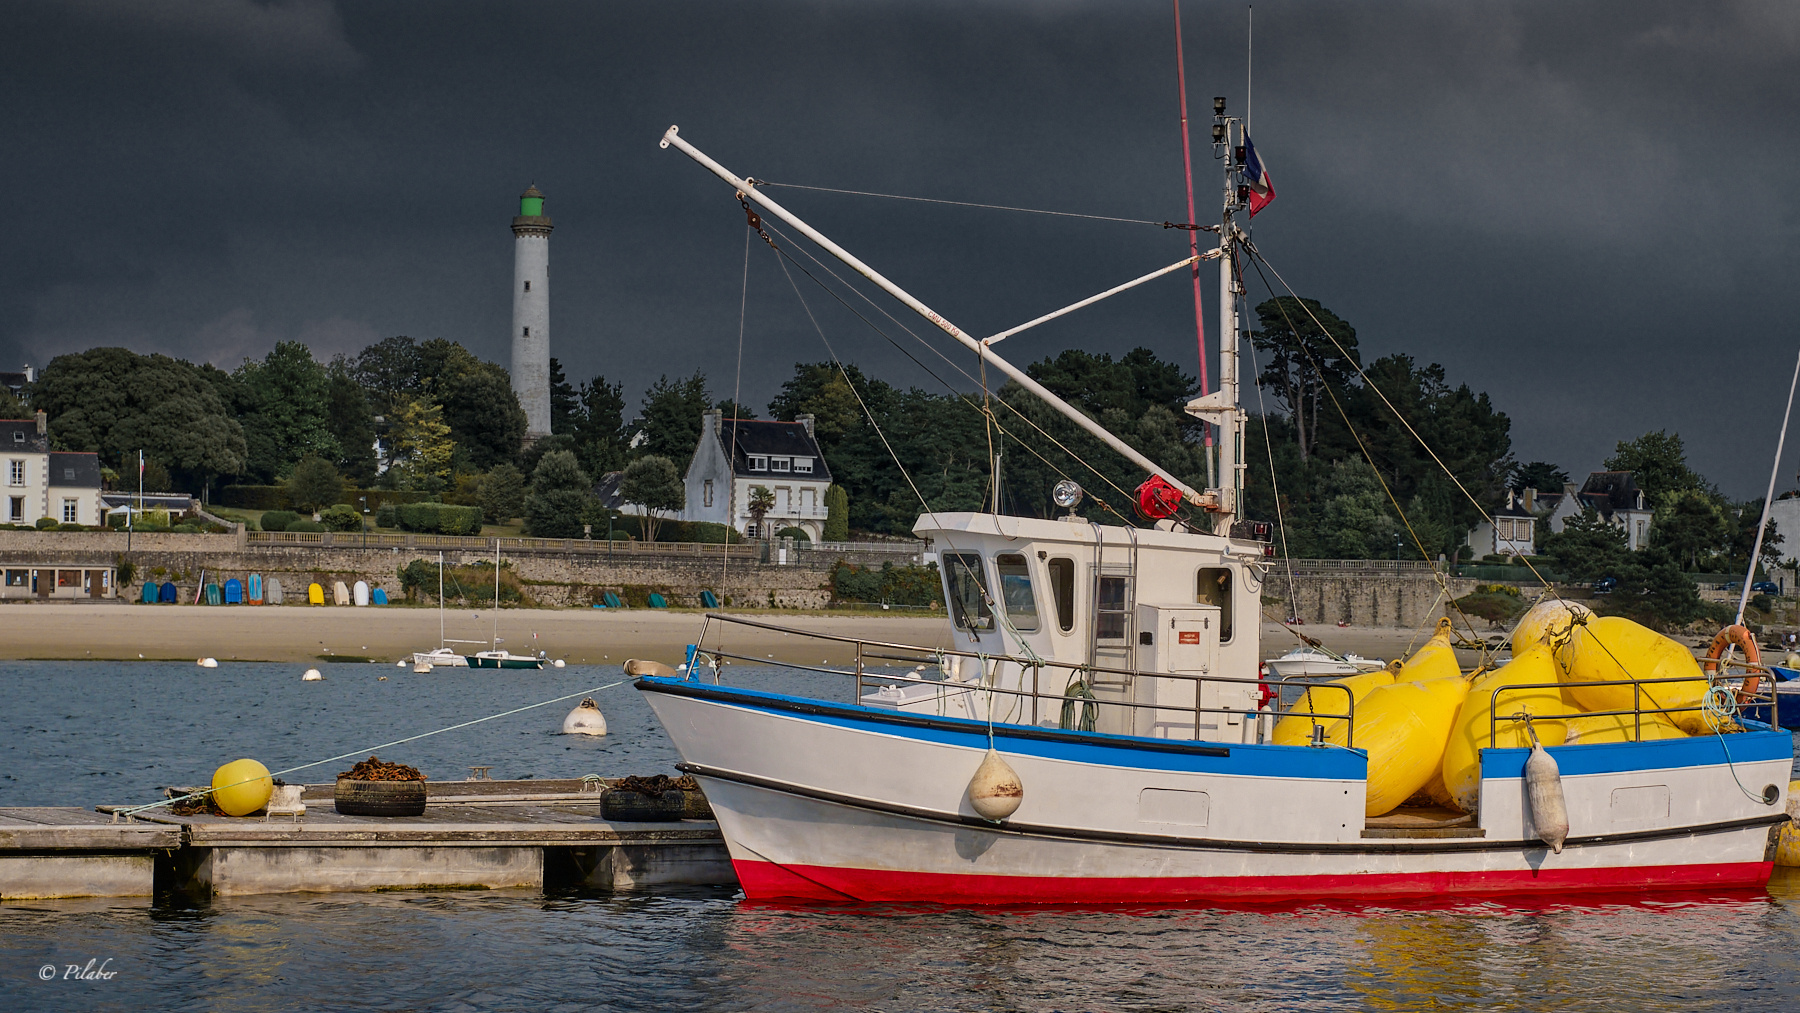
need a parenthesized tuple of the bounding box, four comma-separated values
(967, 748, 1023, 821)
(1525, 741, 1569, 853)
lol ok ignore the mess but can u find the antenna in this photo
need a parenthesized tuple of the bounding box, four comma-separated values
(1172, 0, 1215, 489)
(1247, 5, 1253, 137)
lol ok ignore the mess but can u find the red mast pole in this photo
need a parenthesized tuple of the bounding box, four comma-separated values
(1172, 0, 1213, 464)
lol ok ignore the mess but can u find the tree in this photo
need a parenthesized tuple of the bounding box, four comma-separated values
(1251, 297, 1362, 460)
(524, 450, 594, 538)
(418, 340, 526, 470)
(633, 372, 711, 461)
(1541, 509, 1632, 582)
(746, 484, 776, 540)
(573, 375, 629, 477)
(1650, 488, 1733, 572)
(824, 484, 849, 541)
(620, 455, 685, 543)
(1317, 459, 1399, 559)
(0, 385, 25, 417)
(390, 398, 453, 490)
(29, 347, 247, 495)
(288, 455, 343, 512)
(325, 356, 378, 484)
(479, 463, 526, 523)
(1513, 461, 1570, 494)
(351, 336, 423, 421)
(236, 341, 338, 481)
(1604, 431, 1709, 502)
(549, 357, 579, 436)
(714, 397, 758, 420)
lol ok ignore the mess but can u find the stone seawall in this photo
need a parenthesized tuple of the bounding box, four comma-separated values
(1262, 568, 1481, 630)
(0, 537, 836, 609)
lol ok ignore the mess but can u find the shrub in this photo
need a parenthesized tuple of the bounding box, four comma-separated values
(287, 520, 327, 533)
(288, 456, 344, 512)
(34, 516, 58, 530)
(376, 504, 398, 528)
(394, 502, 484, 535)
(319, 504, 363, 532)
(604, 514, 740, 543)
(261, 510, 302, 533)
(830, 561, 943, 607)
(479, 463, 527, 524)
(525, 451, 595, 539)
(171, 523, 202, 533)
(56, 522, 87, 531)
(775, 526, 811, 544)
(115, 558, 136, 587)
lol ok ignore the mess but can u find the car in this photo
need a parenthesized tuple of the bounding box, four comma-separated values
(1592, 577, 1617, 595)
(1753, 581, 1782, 595)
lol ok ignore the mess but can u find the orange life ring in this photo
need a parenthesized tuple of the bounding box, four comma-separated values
(1703, 624, 1763, 700)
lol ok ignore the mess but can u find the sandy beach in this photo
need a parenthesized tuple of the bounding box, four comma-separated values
(0, 602, 1492, 667)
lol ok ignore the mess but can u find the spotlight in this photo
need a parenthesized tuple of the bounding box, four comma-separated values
(1211, 123, 1226, 144)
(1052, 479, 1084, 510)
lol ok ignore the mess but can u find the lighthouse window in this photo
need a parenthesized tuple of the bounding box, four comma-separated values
(942, 552, 993, 632)
(994, 554, 1039, 632)
(523, 281, 530, 292)
(522, 327, 529, 337)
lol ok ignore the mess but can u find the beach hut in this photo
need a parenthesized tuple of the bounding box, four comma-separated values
(204, 582, 221, 605)
(307, 583, 325, 605)
(139, 582, 155, 604)
(371, 587, 388, 605)
(224, 578, 243, 604)
(157, 582, 178, 604)
(332, 581, 350, 606)
(248, 573, 264, 604)
(267, 578, 284, 605)
(353, 580, 370, 606)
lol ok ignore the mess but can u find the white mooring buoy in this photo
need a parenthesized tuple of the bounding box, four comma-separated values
(301, 668, 324, 682)
(967, 748, 1024, 821)
(1525, 740, 1569, 853)
(197, 657, 218, 669)
(561, 698, 608, 736)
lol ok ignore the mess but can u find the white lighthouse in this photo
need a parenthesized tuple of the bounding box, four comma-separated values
(511, 184, 552, 440)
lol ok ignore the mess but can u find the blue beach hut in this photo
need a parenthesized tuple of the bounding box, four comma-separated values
(224, 578, 243, 604)
(157, 582, 177, 604)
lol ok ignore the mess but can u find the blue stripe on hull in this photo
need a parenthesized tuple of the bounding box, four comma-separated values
(638, 677, 1367, 779)
(1480, 729, 1793, 778)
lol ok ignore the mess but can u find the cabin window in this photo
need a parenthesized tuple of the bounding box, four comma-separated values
(994, 553, 1039, 632)
(1046, 557, 1075, 633)
(1096, 575, 1130, 641)
(1196, 567, 1233, 642)
(942, 552, 993, 632)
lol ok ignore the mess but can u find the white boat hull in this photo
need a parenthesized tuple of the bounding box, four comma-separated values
(408, 649, 468, 668)
(640, 678, 1789, 903)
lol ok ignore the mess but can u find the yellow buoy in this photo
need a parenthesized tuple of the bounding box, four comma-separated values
(1441, 648, 1573, 813)
(1556, 616, 1711, 733)
(1392, 618, 1463, 683)
(1777, 780, 1800, 868)
(1562, 711, 1687, 745)
(1511, 598, 1592, 655)
(1270, 669, 1394, 746)
(1357, 676, 1470, 817)
(211, 758, 274, 817)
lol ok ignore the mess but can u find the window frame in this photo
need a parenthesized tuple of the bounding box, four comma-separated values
(792, 457, 813, 473)
(7, 460, 21, 486)
(942, 552, 994, 633)
(748, 455, 768, 471)
(1046, 556, 1076, 634)
(993, 553, 1041, 632)
(770, 457, 791, 473)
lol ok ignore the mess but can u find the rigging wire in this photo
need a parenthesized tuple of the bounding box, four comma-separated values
(721, 226, 751, 598)
(752, 179, 1192, 229)
(1241, 334, 1300, 621)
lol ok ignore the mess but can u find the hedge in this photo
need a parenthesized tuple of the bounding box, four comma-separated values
(395, 502, 484, 535)
(217, 485, 430, 511)
(261, 510, 301, 533)
(604, 515, 742, 543)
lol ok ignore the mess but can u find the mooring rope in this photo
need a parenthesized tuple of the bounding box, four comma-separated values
(115, 678, 631, 820)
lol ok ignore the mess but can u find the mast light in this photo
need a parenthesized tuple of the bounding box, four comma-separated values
(1213, 96, 1226, 115)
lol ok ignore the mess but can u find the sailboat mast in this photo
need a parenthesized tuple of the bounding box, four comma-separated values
(493, 539, 500, 650)
(438, 551, 445, 648)
(1214, 101, 1245, 528)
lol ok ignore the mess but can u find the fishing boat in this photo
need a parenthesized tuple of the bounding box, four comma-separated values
(635, 116, 1792, 904)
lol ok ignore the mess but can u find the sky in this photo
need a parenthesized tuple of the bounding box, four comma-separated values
(4, 0, 1800, 497)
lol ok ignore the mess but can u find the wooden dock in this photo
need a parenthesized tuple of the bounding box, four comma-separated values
(1, 779, 735, 901)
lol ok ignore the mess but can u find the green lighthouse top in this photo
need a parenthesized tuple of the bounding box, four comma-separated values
(519, 184, 545, 217)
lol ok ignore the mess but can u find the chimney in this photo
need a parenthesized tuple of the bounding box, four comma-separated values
(703, 408, 722, 435)
(1523, 487, 1537, 512)
(796, 412, 815, 437)
(21, 365, 33, 384)
(34, 409, 45, 435)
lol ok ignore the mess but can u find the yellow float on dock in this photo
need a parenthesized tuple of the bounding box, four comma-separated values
(211, 758, 274, 817)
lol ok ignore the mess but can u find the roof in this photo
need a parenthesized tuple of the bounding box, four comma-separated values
(1578, 471, 1645, 516)
(0, 372, 27, 394)
(593, 471, 624, 510)
(0, 419, 47, 453)
(715, 419, 831, 481)
(48, 452, 101, 488)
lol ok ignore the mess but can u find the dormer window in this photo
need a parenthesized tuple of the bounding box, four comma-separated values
(770, 457, 790, 473)
(748, 455, 768, 471)
(10, 432, 21, 443)
(63, 468, 74, 481)
(792, 457, 813, 474)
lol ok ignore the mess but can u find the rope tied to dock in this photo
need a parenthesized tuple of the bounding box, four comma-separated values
(113, 678, 631, 821)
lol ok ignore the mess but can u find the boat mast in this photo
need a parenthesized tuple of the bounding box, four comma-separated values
(438, 551, 445, 649)
(1183, 97, 1249, 530)
(659, 126, 1219, 513)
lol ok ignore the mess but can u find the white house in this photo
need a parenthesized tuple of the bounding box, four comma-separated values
(2, 412, 105, 527)
(1540, 471, 1654, 551)
(1466, 489, 1536, 558)
(681, 410, 833, 542)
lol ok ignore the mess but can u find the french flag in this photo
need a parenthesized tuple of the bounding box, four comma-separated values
(1243, 134, 1276, 217)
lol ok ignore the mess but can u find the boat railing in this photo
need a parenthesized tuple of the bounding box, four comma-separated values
(1485, 666, 1777, 748)
(689, 612, 1356, 746)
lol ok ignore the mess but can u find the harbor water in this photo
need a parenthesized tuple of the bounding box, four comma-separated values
(3, 659, 1800, 1011)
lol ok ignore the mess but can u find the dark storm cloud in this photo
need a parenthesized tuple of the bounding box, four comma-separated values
(3, 0, 1799, 495)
